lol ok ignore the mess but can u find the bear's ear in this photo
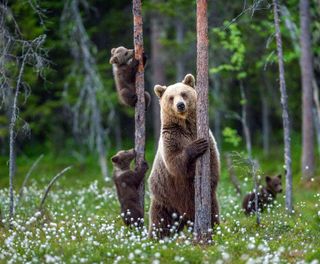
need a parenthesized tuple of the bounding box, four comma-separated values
(182, 74, 195, 88)
(111, 48, 116, 55)
(154, 85, 167, 98)
(111, 156, 119, 163)
(266, 176, 271, 183)
(277, 174, 282, 180)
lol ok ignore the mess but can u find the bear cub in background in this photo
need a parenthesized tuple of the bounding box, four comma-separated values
(109, 46, 150, 108)
(242, 174, 282, 214)
(111, 149, 148, 227)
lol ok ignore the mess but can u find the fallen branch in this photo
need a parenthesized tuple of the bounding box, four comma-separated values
(39, 166, 72, 211)
(18, 154, 44, 202)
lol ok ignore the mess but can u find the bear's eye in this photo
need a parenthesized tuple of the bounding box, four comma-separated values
(169, 96, 174, 102)
(125, 52, 128, 56)
(181, 92, 187, 98)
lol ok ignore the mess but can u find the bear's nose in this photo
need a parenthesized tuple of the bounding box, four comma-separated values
(177, 102, 185, 112)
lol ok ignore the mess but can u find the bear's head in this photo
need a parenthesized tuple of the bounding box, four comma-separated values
(154, 74, 196, 120)
(109, 46, 134, 65)
(266, 174, 282, 193)
(111, 149, 135, 170)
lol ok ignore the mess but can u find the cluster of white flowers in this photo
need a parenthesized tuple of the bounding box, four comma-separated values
(0, 180, 318, 263)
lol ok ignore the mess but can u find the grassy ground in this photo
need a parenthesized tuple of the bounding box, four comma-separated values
(0, 143, 319, 263)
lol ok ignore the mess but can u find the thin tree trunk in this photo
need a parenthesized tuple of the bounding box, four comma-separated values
(133, 0, 146, 211)
(226, 154, 241, 195)
(273, 0, 293, 213)
(114, 118, 122, 150)
(176, 18, 185, 82)
(260, 82, 270, 156)
(240, 81, 252, 159)
(8, 53, 28, 226)
(194, 0, 211, 243)
(300, 0, 315, 180)
(313, 80, 320, 154)
(252, 159, 260, 225)
(150, 6, 165, 146)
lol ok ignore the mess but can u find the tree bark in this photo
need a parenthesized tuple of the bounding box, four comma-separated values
(226, 154, 241, 195)
(194, 0, 211, 243)
(240, 81, 252, 159)
(260, 81, 270, 156)
(313, 80, 320, 155)
(273, 0, 293, 213)
(150, 5, 165, 146)
(133, 0, 146, 211)
(300, 0, 315, 180)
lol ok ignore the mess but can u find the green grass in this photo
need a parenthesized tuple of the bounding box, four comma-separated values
(0, 144, 319, 263)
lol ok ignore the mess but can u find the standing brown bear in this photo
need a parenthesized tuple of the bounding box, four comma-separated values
(148, 74, 220, 238)
(109, 46, 150, 108)
(111, 149, 148, 227)
(242, 174, 283, 214)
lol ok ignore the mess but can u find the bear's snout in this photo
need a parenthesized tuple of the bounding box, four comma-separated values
(176, 102, 186, 112)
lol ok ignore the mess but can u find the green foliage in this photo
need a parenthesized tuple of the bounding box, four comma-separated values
(210, 23, 246, 79)
(223, 127, 242, 147)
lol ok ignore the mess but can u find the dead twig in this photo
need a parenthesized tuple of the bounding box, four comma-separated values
(39, 166, 72, 212)
(18, 154, 44, 202)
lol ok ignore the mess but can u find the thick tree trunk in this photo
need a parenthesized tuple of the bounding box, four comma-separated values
(150, 7, 165, 146)
(273, 0, 293, 213)
(133, 0, 146, 211)
(300, 0, 315, 180)
(194, 0, 211, 243)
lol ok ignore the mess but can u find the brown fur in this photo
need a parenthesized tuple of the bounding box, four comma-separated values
(148, 74, 220, 239)
(109, 46, 150, 108)
(242, 174, 283, 215)
(111, 149, 148, 227)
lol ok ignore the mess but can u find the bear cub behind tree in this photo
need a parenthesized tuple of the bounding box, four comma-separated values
(109, 46, 150, 108)
(111, 149, 148, 227)
(242, 174, 282, 214)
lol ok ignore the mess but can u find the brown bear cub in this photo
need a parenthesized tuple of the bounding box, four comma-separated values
(242, 174, 282, 215)
(109, 46, 151, 108)
(111, 149, 148, 227)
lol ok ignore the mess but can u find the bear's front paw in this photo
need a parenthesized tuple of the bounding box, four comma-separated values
(186, 138, 208, 159)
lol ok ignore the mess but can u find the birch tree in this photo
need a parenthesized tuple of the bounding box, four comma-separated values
(61, 0, 112, 180)
(300, 0, 315, 180)
(0, 1, 47, 226)
(273, 0, 293, 213)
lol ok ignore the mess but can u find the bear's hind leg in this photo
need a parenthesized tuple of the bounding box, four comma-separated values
(149, 200, 176, 239)
(119, 88, 137, 107)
